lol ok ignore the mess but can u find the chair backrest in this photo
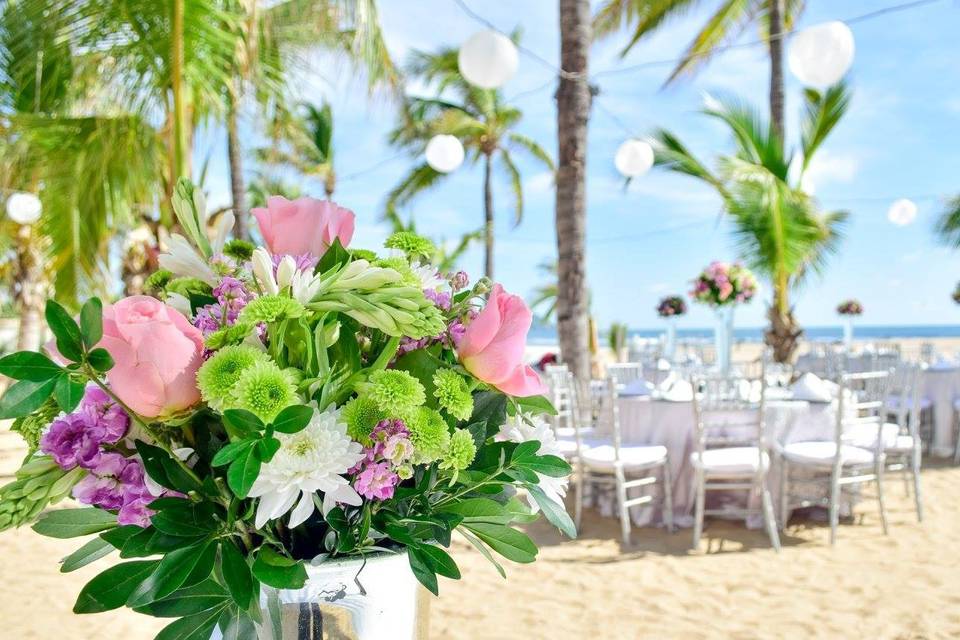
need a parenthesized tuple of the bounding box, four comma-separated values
(605, 362, 644, 385)
(544, 366, 574, 434)
(837, 370, 891, 453)
(691, 370, 767, 459)
(595, 371, 632, 464)
(887, 362, 922, 439)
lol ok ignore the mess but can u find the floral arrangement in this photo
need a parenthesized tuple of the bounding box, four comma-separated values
(0, 180, 572, 638)
(689, 261, 757, 307)
(656, 296, 686, 318)
(836, 299, 863, 315)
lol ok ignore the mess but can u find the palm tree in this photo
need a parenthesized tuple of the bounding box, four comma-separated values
(593, 0, 802, 140)
(556, 0, 594, 386)
(386, 46, 554, 280)
(933, 196, 960, 247)
(652, 83, 851, 362)
(383, 208, 482, 275)
(258, 102, 338, 198)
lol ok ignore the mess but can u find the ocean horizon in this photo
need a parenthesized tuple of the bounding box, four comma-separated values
(527, 324, 960, 345)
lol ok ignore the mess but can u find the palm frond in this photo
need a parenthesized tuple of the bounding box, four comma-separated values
(508, 132, 555, 170)
(650, 128, 726, 194)
(383, 162, 450, 216)
(799, 81, 851, 175)
(934, 195, 960, 248)
(665, 0, 754, 83)
(500, 150, 524, 227)
(702, 95, 789, 180)
(592, 0, 706, 57)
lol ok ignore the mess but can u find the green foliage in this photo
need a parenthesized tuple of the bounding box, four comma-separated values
(32, 508, 119, 539)
(0, 456, 82, 531)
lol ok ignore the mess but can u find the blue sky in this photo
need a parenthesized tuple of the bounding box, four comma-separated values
(197, 0, 960, 330)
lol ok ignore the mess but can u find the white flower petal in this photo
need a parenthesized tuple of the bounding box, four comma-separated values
(252, 248, 279, 295)
(158, 234, 217, 285)
(288, 491, 316, 528)
(212, 211, 234, 253)
(276, 256, 296, 289)
(165, 293, 192, 318)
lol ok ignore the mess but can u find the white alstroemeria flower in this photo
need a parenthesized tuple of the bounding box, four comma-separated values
(157, 210, 234, 286)
(497, 414, 569, 511)
(166, 292, 193, 318)
(251, 247, 280, 295)
(252, 247, 323, 303)
(332, 259, 401, 291)
(290, 268, 324, 303)
(248, 406, 365, 529)
(411, 261, 445, 291)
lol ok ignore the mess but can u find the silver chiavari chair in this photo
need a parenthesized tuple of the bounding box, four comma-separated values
(605, 362, 645, 386)
(690, 371, 781, 551)
(575, 373, 673, 544)
(779, 370, 891, 544)
(884, 362, 924, 521)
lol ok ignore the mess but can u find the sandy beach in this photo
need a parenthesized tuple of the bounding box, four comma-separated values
(1, 459, 958, 639)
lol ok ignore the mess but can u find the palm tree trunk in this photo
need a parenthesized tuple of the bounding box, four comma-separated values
(226, 91, 249, 240)
(764, 274, 802, 363)
(171, 0, 188, 187)
(768, 0, 786, 141)
(483, 151, 494, 280)
(555, 0, 592, 384)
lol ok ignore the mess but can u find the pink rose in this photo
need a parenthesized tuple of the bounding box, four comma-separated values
(96, 296, 204, 417)
(457, 284, 547, 397)
(252, 196, 355, 257)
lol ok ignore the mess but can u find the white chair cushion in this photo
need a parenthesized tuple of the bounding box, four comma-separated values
(555, 437, 604, 458)
(845, 422, 900, 450)
(555, 426, 595, 439)
(581, 444, 668, 471)
(886, 434, 917, 453)
(781, 441, 875, 467)
(690, 447, 768, 475)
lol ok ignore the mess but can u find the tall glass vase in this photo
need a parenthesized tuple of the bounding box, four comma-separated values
(842, 316, 854, 352)
(664, 317, 677, 362)
(714, 306, 734, 375)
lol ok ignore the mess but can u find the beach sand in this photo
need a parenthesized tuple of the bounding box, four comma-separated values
(1, 461, 958, 639)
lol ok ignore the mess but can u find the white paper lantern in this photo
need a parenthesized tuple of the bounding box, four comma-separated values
(5, 192, 42, 225)
(887, 198, 918, 226)
(788, 21, 855, 88)
(458, 30, 518, 89)
(614, 139, 655, 178)
(425, 135, 465, 173)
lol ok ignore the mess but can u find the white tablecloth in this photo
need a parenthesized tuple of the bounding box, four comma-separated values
(588, 393, 840, 528)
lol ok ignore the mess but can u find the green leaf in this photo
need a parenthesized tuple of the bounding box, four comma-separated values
(87, 348, 115, 372)
(134, 579, 230, 618)
(32, 508, 118, 539)
(79, 298, 103, 349)
(512, 394, 557, 416)
(0, 351, 61, 381)
(412, 544, 460, 579)
(54, 374, 86, 412)
(218, 605, 257, 640)
(469, 391, 508, 439)
(462, 523, 537, 563)
(459, 528, 506, 578)
(135, 440, 174, 491)
(127, 540, 216, 607)
(211, 440, 255, 467)
(0, 377, 58, 418)
(60, 537, 115, 573)
(45, 299, 84, 362)
(316, 238, 350, 274)
(527, 485, 577, 539)
(437, 498, 512, 523)
(407, 547, 438, 596)
(73, 560, 159, 613)
(155, 605, 227, 640)
(219, 540, 253, 610)
(513, 446, 572, 478)
(256, 436, 280, 462)
(252, 548, 307, 589)
(270, 405, 313, 434)
(100, 525, 145, 550)
(223, 409, 265, 436)
(227, 447, 261, 499)
(150, 502, 217, 538)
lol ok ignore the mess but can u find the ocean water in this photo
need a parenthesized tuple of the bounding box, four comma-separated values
(527, 324, 960, 345)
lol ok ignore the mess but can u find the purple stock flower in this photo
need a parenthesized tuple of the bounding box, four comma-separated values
(424, 288, 451, 311)
(354, 461, 399, 501)
(72, 452, 131, 510)
(449, 271, 469, 292)
(41, 413, 104, 470)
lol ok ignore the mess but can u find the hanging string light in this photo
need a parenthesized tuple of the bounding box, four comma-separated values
(5, 192, 42, 225)
(887, 198, 918, 226)
(458, 30, 519, 89)
(788, 21, 856, 88)
(424, 135, 465, 173)
(614, 139, 655, 178)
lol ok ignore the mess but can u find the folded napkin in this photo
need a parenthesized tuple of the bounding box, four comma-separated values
(790, 372, 833, 403)
(620, 379, 654, 396)
(661, 379, 694, 402)
(656, 358, 672, 371)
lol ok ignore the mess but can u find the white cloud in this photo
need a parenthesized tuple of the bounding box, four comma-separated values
(802, 150, 859, 194)
(524, 171, 555, 195)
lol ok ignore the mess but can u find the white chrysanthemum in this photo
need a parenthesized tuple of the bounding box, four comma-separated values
(411, 261, 445, 291)
(497, 414, 569, 511)
(248, 406, 365, 529)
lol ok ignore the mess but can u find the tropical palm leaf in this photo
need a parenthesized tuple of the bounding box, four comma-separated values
(799, 81, 851, 175)
(934, 195, 960, 249)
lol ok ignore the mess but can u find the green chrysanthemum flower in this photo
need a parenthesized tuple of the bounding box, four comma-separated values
(144, 269, 173, 295)
(407, 406, 451, 464)
(239, 295, 305, 325)
(440, 429, 477, 472)
(366, 370, 426, 415)
(230, 360, 298, 423)
(384, 231, 435, 258)
(222, 239, 255, 261)
(340, 395, 386, 445)
(433, 369, 474, 421)
(375, 257, 420, 287)
(197, 346, 270, 410)
(350, 249, 378, 262)
(205, 322, 256, 349)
